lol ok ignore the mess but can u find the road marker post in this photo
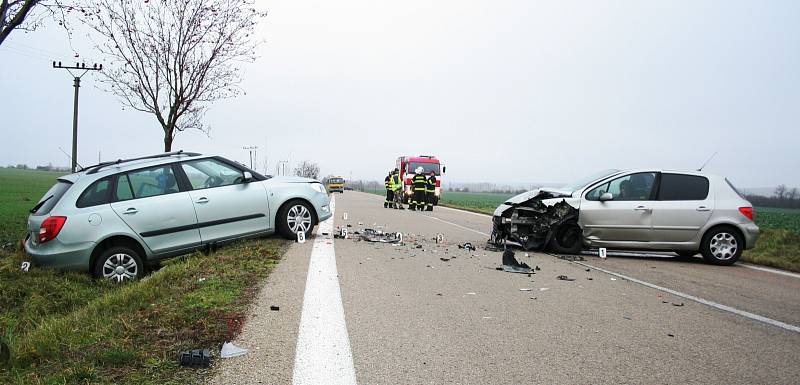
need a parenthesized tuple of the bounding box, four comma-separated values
(297, 231, 306, 244)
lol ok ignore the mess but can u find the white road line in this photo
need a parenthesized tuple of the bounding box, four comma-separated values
(739, 263, 800, 279)
(575, 260, 800, 334)
(423, 214, 490, 237)
(292, 196, 358, 385)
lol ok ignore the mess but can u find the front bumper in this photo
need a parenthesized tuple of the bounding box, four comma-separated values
(24, 235, 95, 271)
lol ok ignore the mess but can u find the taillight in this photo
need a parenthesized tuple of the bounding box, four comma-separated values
(39, 216, 67, 243)
(738, 207, 754, 221)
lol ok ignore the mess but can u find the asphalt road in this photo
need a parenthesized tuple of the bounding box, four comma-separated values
(212, 191, 800, 385)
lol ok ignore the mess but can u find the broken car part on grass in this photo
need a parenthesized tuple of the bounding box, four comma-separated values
(488, 189, 582, 253)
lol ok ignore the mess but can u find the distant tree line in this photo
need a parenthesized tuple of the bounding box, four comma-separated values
(746, 185, 800, 210)
(4, 164, 69, 172)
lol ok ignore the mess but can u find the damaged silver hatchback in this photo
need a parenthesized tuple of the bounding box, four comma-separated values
(489, 169, 759, 266)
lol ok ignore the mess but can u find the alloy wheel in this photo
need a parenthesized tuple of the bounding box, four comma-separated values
(709, 232, 738, 260)
(101, 253, 138, 283)
(287, 204, 312, 234)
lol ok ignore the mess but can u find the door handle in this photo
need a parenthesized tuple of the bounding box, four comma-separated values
(696, 206, 711, 212)
(123, 208, 138, 214)
(634, 206, 651, 211)
(195, 197, 209, 204)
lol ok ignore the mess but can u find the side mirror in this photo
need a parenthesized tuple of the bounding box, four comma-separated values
(442, 166, 446, 174)
(599, 192, 613, 202)
(242, 171, 253, 183)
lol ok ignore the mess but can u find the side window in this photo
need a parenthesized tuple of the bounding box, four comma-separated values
(127, 165, 180, 198)
(181, 159, 244, 190)
(658, 174, 709, 200)
(586, 172, 656, 201)
(115, 174, 134, 201)
(77, 178, 112, 208)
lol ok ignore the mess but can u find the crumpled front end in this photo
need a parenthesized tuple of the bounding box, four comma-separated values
(488, 190, 579, 251)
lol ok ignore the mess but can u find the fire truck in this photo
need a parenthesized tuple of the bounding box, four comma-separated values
(396, 155, 446, 205)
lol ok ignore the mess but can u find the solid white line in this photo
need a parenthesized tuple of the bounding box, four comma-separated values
(575, 260, 800, 334)
(739, 263, 800, 279)
(292, 196, 358, 385)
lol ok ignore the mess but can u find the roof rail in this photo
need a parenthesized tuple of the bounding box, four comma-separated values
(83, 150, 201, 175)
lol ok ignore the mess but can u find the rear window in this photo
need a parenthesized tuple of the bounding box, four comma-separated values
(658, 174, 709, 200)
(31, 180, 72, 215)
(77, 178, 112, 208)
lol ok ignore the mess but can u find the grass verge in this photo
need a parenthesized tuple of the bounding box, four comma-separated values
(740, 228, 800, 272)
(0, 238, 287, 385)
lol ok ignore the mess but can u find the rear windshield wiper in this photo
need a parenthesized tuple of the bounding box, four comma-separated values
(29, 195, 53, 214)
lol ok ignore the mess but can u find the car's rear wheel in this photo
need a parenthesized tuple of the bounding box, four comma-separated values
(700, 226, 743, 266)
(277, 200, 315, 240)
(549, 222, 583, 254)
(93, 246, 143, 283)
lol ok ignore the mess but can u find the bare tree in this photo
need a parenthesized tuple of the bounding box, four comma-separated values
(293, 161, 320, 180)
(86, 0, 266, 151)
(0, 1, 87, 46)
(789, 188, 798, 201)
(774, 184, 787, 200)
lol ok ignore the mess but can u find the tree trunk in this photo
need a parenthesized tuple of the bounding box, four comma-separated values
(164, 128, 174, 152)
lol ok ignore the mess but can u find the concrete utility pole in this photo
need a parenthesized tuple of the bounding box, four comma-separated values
(243, 146, 258, 169)
(52, 61, 102, 172)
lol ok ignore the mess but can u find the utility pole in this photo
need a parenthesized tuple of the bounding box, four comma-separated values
(243, 146, 258, 169)
(52, 61, 102, 172)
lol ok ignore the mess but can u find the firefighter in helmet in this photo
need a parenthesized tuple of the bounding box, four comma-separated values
(384, 171, 393, 208)
(425, 170, 437, 211)
(410, 166, 428, 211)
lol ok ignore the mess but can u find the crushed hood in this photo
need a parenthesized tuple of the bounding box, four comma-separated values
(504, 188, 572, 204)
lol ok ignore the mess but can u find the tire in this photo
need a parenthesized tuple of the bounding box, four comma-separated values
(92, 246, 144, 283)
(700, 226, 743, 266)
(549, 222, 583, 254)
(277, 200, 316, 240)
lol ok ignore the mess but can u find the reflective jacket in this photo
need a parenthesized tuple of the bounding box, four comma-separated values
(426, 175, 436, 192)
(412, 174, 428, 191)
(391, 173, 402, 191)
(384, 175, 391, 190)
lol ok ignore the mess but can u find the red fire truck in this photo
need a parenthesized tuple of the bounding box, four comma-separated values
(396, 155, 446, 205)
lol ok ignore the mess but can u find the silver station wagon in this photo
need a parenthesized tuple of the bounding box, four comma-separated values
(25, 151, 332, 282)
(490, 169, 759, 265)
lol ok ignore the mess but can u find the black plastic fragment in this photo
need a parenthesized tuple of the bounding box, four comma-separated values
(270, 305, 280, 311)
(179, 349, 212, 367)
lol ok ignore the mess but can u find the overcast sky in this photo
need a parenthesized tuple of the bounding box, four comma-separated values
(1, 0, 798, 188)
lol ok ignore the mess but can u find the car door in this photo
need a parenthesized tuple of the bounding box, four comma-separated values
(650, 173, 714, 242)
(579, 172, 657, 242)
(178, 158, 269, 243)
(110, 164, 201, 254)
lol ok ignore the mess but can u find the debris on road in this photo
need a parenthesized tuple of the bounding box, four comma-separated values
(556, 275, 575, 281)
(539, 288, 550, 291)
(500, 249, 533, 274)
(519, 288, 532, 291)
(270, 305, 280, 311)
(358, 229, 403, 244)
(459, 242, 477, 252)
(180, 348, 212, 367)
(220, 342, 248, 358)
(672, 302, 685, 307)
(440, 257, 450, 262)
(610, 278, 618, 281)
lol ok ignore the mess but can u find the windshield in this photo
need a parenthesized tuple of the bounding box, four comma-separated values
(560, 169, 620, 192)
(329, 178, 344, 184)
(408, 162, 440, 175)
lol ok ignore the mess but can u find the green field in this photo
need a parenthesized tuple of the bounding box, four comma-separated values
(0, 168, 287, 384)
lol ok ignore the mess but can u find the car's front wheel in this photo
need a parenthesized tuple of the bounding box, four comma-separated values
(93, 246, 144, 283)
(549, 222, 583, 254)
(700, 226, 743, 266)
(277, 200, 315, 240)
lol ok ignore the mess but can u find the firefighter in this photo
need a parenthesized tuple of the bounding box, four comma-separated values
(425, 171, 437, 211)
(384, 171, 393, 208)
(391, 168, 405, 209)
(410, 166, 428, 211)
